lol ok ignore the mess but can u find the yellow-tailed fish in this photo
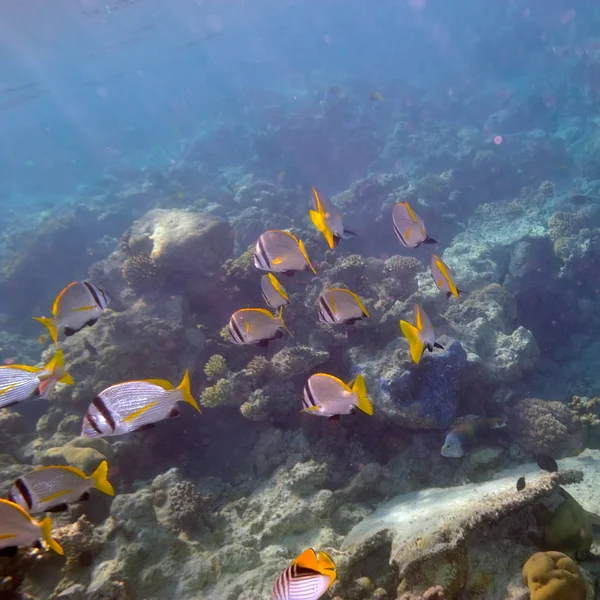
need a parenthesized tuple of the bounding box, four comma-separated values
(399, 303, 444, 364)
(254, 230, 317, 276)
(0, 498, 63, 556)
(441, 419, 506, 458)
(8, 461, 115, 514)
(309, 187, 357, 250)
(317, 288, 369, 325)
(430, 254, 464, 299)
(272, 547, 337, 600)
(229, 307, 290, 347)
(0, 350, 73, 409)
(81, 370, 199, 438)
(261, 273, 290, 310)
(392, 201, 437, 248)
(370, 91, 384, 102)
(34, 281, 109, 344)
(302, 373, 373, 421)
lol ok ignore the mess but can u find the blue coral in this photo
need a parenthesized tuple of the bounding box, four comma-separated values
(384, 341, 468, 429)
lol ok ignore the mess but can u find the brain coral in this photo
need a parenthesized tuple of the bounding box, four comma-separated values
(522, 551, 586, 600)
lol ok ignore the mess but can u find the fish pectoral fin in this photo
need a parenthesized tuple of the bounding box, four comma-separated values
(302, 406, 321, 412)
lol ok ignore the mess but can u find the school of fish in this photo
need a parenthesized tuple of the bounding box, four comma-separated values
(0, 188, 487, 599)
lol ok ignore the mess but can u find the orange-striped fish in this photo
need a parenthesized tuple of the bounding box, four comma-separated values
(399, 304, 443, 364)
(254, 230, 316, 276)
(272, 548, 336, 600)
(430, 254, 464, 299)
(309, 187, 356, 249)
(392, 201, 437, 248)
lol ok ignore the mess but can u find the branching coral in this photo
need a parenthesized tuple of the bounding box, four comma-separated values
(200, 378, 233, 408)
(204, 355, 228, 381)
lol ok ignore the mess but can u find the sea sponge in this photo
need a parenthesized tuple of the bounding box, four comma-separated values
(122, 253, 160, 290)
(522, 551, 586, 600)
(204, 354, 228, 381)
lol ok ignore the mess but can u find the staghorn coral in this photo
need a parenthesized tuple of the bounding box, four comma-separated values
(203, 354, 228, 381)
(522, 551, 586, 600)
(200, 378, 233, 408)
(121, 253, 160, 290)
(240, 389, 271, 421)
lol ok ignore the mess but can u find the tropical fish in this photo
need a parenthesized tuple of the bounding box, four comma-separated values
(34, 281, 109, 344)
(8, 461, 115, 514)
(254, 230, 316, 276)
(228, 307, 290, 347)
(272, 548, 337, 600)
(81, 370, 200, 438)
(302, 373, 373, 419)
(516, 476, 526, 491)
(369, 91, 384, 102)
(441, 419, 506, 458)
(392, 201, 437, 248)
(536, 454, 558, 473)
(261, 274, 290, 310)
(0, 499, 63, 556)
(0, 350, 73, 409)
(317, 288, 369, 325)
(309, 187, 357, 250)
(430, 254, 464, 299)
(399, 303, 443, 364)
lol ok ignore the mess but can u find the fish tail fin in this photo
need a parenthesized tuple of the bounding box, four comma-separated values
(39, 517, 64, 555)
(177, 369, 201, 413)
(277, 307, 293, 337)
(33, 317, 58, 345)
(399, 320, 425, 364)
(46, 350, 74, 386)
(91, 460, 115, 496)
(351, 374, 373, 416)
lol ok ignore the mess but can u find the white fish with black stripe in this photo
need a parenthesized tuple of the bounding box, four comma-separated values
(309, 186, 357, 249)
(261, 273, 290, 310)
(228, 307, 291, 347)
(317, 287, 369, 325)
(272, 547, 336, 600)
(34, 281, 109, 344)
(81, 370, 200, 438)
(392, 201, 437, 248)
(254, 230, 317, 276)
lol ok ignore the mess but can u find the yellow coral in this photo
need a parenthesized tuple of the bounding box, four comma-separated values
(204, 355, 228, 381)
(522, 551, 586, 600)
(199, 379, 231, 408)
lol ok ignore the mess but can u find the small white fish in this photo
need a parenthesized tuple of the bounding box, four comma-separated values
(272, 548, 337, 600)
(261, 273, 290, 310)
(0, 350, 73, 409)
(317, 288, 369, 325)
(309, 187, 356, 249)
(0, 498, 63, 555)
(254, 230, 316, 276)
(302, 373, 373, 419)
(399, 304, 444, 364)
(228, 307, 290, 347)
(392, 201, 437, 248)
(8, 461, 115, 513)
(81, 370, 199, 438)
(34, 281, 109, 344)
(430, 254, 464, 299)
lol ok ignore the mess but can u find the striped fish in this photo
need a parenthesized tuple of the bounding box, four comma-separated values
(392, 201, 437, 248)
(430, 254, 464, 299)
(399, 303, 444, 364)
(81, 370, 200, 438)
(309, 187, 356, 249)
(261, 274, 290, 310)
(34, 281, 109, 344)
(317, 288, 369, 325)
(303, 373, 373, 419)
(0, 350, 73, 409)
(229, 307, 290, 347)
(272, 548, 336, 600)
(254, 230, 317, 276)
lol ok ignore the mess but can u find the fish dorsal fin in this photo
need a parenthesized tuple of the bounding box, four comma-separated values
(344, 288, 370, 318)
(294, 548, 320, 573)
(143, 379, 174, 391)
(414, 304, 423, 330)
(0, 499, 34, 525)
(297, 239, 317, 274)
(34, 464, 87, 479)
(405, 201, 427, 236)
(276, 307, 293, 337)
(433, 255, 459, 298)
(3, 365, 41, 374)
(52, 282, 80, 317)
(268, 273, 289, 300)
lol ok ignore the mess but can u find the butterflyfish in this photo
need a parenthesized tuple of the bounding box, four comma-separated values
(8, 460, 115, 514)
(309, 187, 357, 250)
(229, 307, 290, 347)
(0, 498, 63, 556)
(261, 273, 290, 310)
(302, 373, 373, 419)
(317, 288, 369, 325)
(430, 254, 464, 299)
(81, 370, 199, 438)
(34, 281, 109, 344)
(392, 201, 437, 248)
(441, 419, 506, 458)
(399, 303, 443, 364)
(272, 547, 337, 600)
(0, 350, 73, 409)
(254, 230, 316, 276)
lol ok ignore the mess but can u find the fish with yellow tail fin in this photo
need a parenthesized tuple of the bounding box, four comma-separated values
(272, 547, 337, 600)
(254, 230, 317, 276)
(392, 201, 437, 248)
(8, 460, 115, 514)
(261, 274, 290, 310)
(317, 287, 369, 325)
(0, 498, 63, 557)
(228, 307, 291, 347)
(399, 303, 444, 364)
(430, 254, 465, 299)
(33, 281, 109, 344)
(81, 370, 199, 438)
(302, 373, 373, 421)
(0, 350, 73, 409)
(309, 187, 357, 249)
